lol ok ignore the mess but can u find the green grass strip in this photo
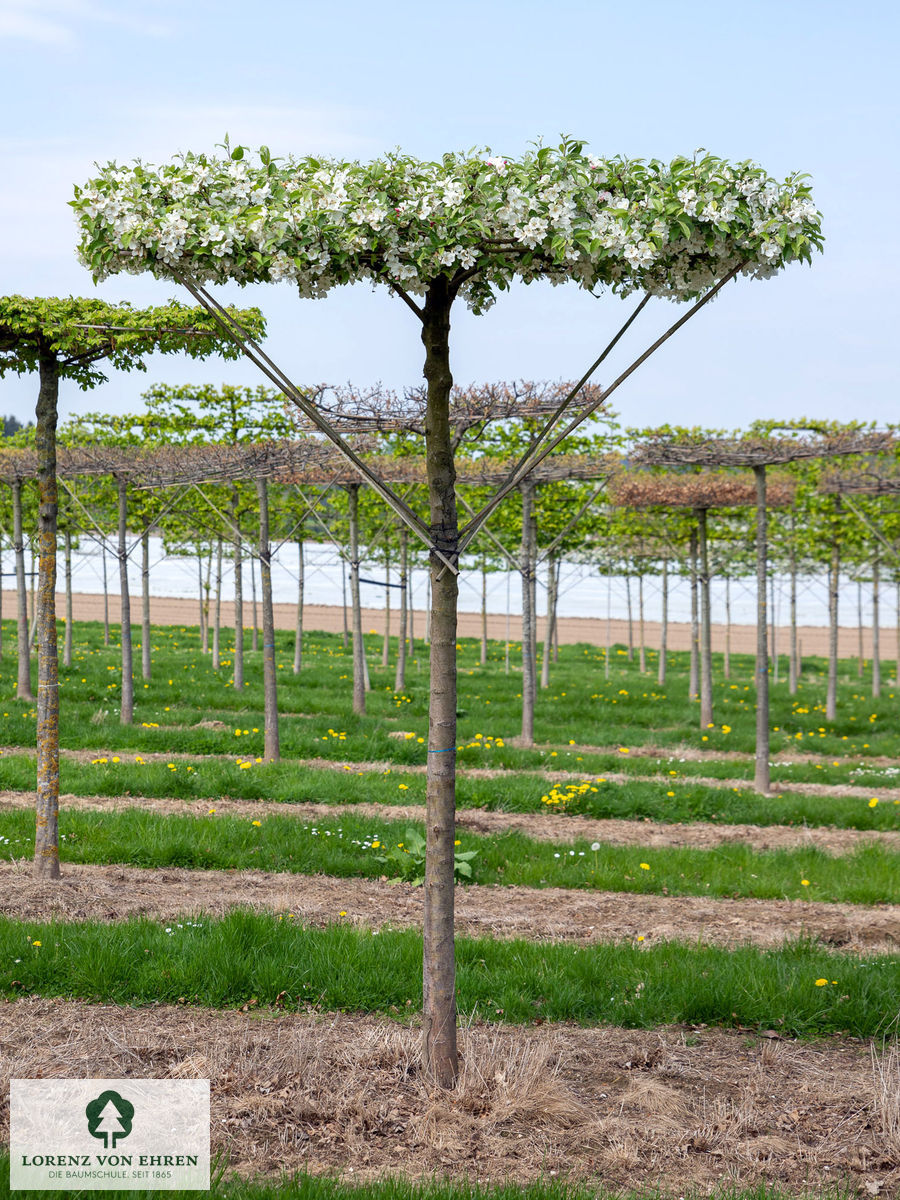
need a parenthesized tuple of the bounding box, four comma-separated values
(1, 752, 898, 834)
(1, 911, 898, 1038)
(2, 806, 899, 903)
(0, 1155, 858, 1200)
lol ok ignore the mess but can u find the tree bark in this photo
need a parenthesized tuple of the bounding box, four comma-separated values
(256, 477, 279, 762)
(212, 537, 222, 671)
(231, 489, 244, 691)
(421, 280, 459, 1089)
(625, 575, 633, 661)
(872, 555, 881, 699)
(383, 545, 392, 668)
(697, 508, 714, 730)
(480, 561, 488, 667)
(638, 572, 646, 675)
(789, 531, 798, 695)
(63, 529, 72, 669)
(689, 530, 699, 701)
(294, 535, 304, 674)
(348, 484, 366, 715)
(141, 531, 151, 681)
(826, 533, 840, 722)
(857, 580, 864, 678)
(658, 557, 668, 687)
(34, 351, 60, 880)
(754, 466, 770, 794)
(250, 550, 259, 653)
(724, 575, 731, 681)
(519, 481, 536, 745)
(770, 573, 778, 686)
(540, 551, 557, 690)
(29, 540, 37, 650)
(395, 526, 408, 692)
(117, 476, 134, 726)
(13, 479, 34, 701)
(341, 558, 349, 651)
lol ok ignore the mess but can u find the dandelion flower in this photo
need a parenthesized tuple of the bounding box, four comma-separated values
(869, 798, 879, 808)
(251, 820, 262, 827)
(639, 863, 650, 871)
(801, 879, 810, 886)
(32, 940, 41, 948)
(590, 842, 601, 851)
(815, 978, 828, 987)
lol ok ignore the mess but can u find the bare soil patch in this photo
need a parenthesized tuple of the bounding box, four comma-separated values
(2, 860, 899, 953)
(1, 788, 897, 857)
(1, 998, 897, 1195)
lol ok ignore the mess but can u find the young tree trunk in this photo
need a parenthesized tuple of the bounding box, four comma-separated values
(141, 531, 151, 681)
(293, 535, 304, 675)
(625, 574, 633, 661)
(212, 536, 222, 671)
(872, 555, 881, 699)
(34, 352, 60, 880)
(697, 508, 714, 730)
(504, 571, 511, 675)
(421, 281, 459, 1089)
(256, 477, 279, 762)
(789, 535, 798, 695)
(425, 573, 431, 644)
(117, 476, 134, 726)
(689, 529, 699, 701)
(395, 526, 408, 693)
(658, 557, 668, 687)
(553, 558, 561, 663)
(63, 529, 73, 669)
(341, 558, 349, 651)
(250, 550, 259, 653)
(723, 575, 731, 681)
(347, 484, 366, 715)
(101, 542, 110, 646)
(519, 481, 536, 745)
(826, 539, 840, 721)
(770, 573, 778, 686)
(13, 479, 34, 701)
(857, 580, 864, 678)
(231, 489, 244, 691)
(638, 572, 646, 675)
(754, 466, 770, 794)
(383, 546, 392, 668)
(540, 551, 557, 690)
(201, 550, 212, 655)
(29, 540, 37, 650)
(480, 562, 488, 667)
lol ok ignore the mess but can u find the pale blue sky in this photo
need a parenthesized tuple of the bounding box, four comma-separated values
(0, 0, 896, 431)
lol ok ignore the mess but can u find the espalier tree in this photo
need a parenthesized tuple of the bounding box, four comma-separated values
(0, 296, 265, 880)
(74, 138, 823, 1087)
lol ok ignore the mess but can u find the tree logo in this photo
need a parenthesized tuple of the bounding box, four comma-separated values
(85, 1090, 134, 1149)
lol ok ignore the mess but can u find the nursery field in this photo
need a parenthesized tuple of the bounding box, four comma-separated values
(2, 618, 900, 1199)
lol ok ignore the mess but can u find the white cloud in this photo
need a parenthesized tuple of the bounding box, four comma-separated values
(0, 0, 173, 44)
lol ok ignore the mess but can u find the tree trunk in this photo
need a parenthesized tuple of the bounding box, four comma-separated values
(395, 526, 408, 692)
(293, 535, 304, 675)
(770, 573, 778, 686)
(553, 558, 561, 663)
(604, 562, 612, 681)
(141, 531, 151, 681)
(689, 530, 699, 700)
(341, 558, 349, 651)
(857, 580, 864, 678)
(63, 529, 72, 669)
(540, 551, 557, 690)
(257, 477, 279, 762)
(638, 572, 646, 675)
(348, 484, 366, 715)
(202, 550, 211, 655)
(826, 537, 840, 722)
(519, 481, 536, 745)
(101, 542, 110, 646)
(754, 466, 770, 794)
(504, 571, 510, 675)
(872, 555, 881, 699)
(480, 562, 488, 667)
(29, 539, 37, 650)
(212, 537, 222, 671)
(724, 575, 731, 681)
(658, 557, 668, 687)
(789, 535, 798, 695)
(117, 476, 134, 726)
(250, 550, 258, 653)
(231, 489, 244, 691)
(383, 546, 391, 668)
(34, 352, 60, 880)
(421, 281, 459, 1089)
(13, 479, 33, 701)
(625, 575, 633, 661)
(697, 509, 714, 729)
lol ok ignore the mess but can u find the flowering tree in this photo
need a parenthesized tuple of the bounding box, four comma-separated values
(0, 296, 264, 880)
(74, 138, 822, 1086)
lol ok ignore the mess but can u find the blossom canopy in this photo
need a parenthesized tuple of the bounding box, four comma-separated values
(73, 138, 822, 314)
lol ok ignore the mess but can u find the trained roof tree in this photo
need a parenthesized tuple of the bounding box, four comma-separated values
(74, 137, 823, 1087)
(0, 296, 265, 881)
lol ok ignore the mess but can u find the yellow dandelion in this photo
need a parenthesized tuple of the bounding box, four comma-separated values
(639, 863, 650, 871)
(251, 820, 262, 827)
(815, 978, 828, 987)
(869, 798, 879, 808)
(801, 879, 810, 886)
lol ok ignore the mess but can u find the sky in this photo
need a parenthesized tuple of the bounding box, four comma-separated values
(0, 0, 897, 433)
